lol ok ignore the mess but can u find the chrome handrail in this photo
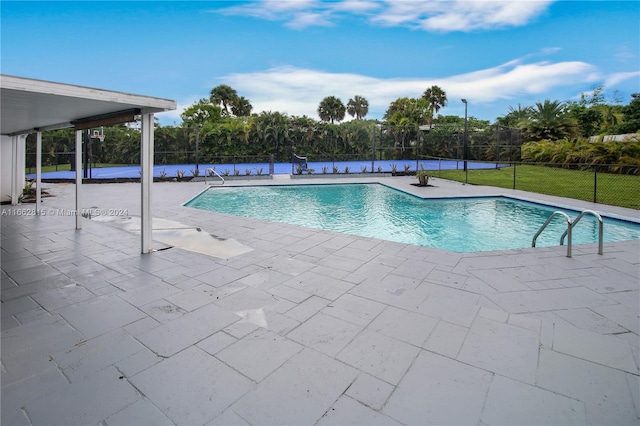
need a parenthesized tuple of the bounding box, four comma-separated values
(560, 209, 603, 255)
(532, 211, 573, 257)
(205, 168, 224, 185)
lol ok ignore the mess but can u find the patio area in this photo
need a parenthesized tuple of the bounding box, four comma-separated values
(2, 176, 639, 425)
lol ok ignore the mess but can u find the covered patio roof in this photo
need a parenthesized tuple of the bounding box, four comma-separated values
(1, 74, 175, 136)
(0, 74, 177, 254)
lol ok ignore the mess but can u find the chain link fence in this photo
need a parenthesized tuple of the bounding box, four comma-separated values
(23, 125, 638, 209)
(430, 161, 639, 210)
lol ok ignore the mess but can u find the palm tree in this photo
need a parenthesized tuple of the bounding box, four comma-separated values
(210, 84, 238, 115)
(231, 96, 253, 117)
(422, 85, 447, 125)
(526, 99, 578, 141)
(222, 119, 250, 156)
(289, 115, 315, 154)
(318, 96, 346, 124)
(498, 104, 533, 128)
(347, 95, 369, 120)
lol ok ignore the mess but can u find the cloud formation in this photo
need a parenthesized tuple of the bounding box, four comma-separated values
(157, 56, 639, 124)
(211, 58, 600, 119)
(218, 0, 555, 31)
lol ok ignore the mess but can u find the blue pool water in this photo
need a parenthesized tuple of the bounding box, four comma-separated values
(184, 183, 640, 252)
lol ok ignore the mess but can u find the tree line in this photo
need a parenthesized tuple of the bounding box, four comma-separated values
(26, 84, 639, 168)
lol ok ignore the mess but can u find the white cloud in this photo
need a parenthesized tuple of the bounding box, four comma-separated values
(614, 45, 637, 63)
(217, 0, 318, 21)
(218, 0, 554, 32)
(604, 71, 640, 88)
(218, 58, 601, 121)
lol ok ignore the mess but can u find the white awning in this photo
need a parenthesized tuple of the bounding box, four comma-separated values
(1, 74, 175, 135)
(0, 74, 177, 254)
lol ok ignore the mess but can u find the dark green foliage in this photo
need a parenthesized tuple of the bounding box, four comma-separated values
(421, 85, 447, 125)
(347, 95, 369, 120)
(522, 138, 640, 173)
(611, 93, 640, 134)
(318, 96, 346, 124)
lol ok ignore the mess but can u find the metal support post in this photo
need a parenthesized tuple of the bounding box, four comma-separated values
(75, 130, 83, 229)
(140, 112, 155, 254)
(36, 131, 42, 213)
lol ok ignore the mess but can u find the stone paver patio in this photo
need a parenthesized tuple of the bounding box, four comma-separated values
(2, 176, 639, 425)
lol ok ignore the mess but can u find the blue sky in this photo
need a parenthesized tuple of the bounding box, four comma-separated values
(2, 1, 639, 126)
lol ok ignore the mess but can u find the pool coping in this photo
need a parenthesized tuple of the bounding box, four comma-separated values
(183, 176, 640, 225)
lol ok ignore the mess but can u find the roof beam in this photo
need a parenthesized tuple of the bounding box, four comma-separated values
(71, 108, 140, 130)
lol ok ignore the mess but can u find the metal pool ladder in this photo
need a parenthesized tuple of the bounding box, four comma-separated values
(532, 209, 603, 258)
(205, 168, 225, 185)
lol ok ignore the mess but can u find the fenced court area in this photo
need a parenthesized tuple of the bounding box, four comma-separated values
(27, 158, 500, 179)
(27, 157, 639, 210)
(23, 122, 639, 210)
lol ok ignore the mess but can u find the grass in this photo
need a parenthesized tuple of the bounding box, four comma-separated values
(434, 164, 640, 210)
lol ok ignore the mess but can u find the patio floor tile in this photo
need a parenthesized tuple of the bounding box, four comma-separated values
(537, 348, 638, 425)
(321, 293, 387, 327)
(368, 305, 438, 347)
(231, 348, 357, 425)
(58, 295, 147, 339)
(130, 346, 253, 425)
(552, 322, 638, 373)
(136, 303, 240, 357)
(287, 312, 363, 357)
(383, 350, 492, 425)
(344, 373, 395, 410)
(318, 395, 401, 425)
(457, 316, 540, 384)
(104, 398, 174, 426)
(336, 330, 421, 385)
(215, 328, 302, 382)
(24, 366, 140, 426)
(481, 375, 587, 425)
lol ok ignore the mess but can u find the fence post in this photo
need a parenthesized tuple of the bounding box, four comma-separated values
(513, 162, 517, 190)
(593, 165, 598, 204)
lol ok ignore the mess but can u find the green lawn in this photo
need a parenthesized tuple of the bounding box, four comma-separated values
(434, 165, 640, 210)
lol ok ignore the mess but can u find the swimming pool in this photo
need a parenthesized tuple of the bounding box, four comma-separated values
(184, 183, 640, 252)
